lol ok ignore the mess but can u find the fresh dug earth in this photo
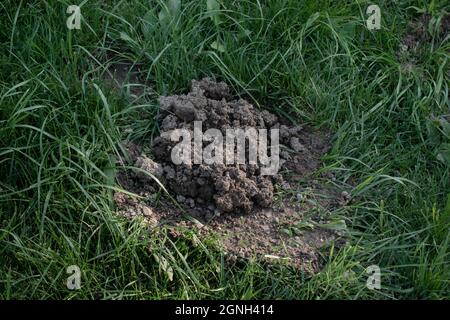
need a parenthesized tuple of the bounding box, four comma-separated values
(114, 78, 344, 272)
(132, 78, 330, 214)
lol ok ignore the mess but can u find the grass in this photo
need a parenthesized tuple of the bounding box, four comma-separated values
(0, 0, 449, 299)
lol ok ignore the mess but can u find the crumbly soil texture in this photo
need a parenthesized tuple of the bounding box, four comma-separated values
(115, 78, 344, 272)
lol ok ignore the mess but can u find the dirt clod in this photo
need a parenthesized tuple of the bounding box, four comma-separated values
(144, 78, 330, 214)
(114, 78, 339, 271)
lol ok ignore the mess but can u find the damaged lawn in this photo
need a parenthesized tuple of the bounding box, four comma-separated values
(114, 78, 344, 273)
(0, 1, 449, 299)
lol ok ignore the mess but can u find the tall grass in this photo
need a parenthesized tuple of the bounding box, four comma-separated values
(0, 0, 448, 299)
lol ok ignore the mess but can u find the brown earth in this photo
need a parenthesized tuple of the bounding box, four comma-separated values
(114, 180, 349, 273)
(112, 78, 347, 272)
(124, 78, 330, 215)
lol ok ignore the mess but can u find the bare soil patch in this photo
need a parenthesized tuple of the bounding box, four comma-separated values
(114, 78, 345, 272)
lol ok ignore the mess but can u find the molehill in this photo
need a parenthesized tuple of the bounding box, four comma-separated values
(123, 78, 330, 216)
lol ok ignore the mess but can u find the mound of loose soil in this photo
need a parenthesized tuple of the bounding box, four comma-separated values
(123, 78, 329, 215)
(114, 78, 343, 270)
